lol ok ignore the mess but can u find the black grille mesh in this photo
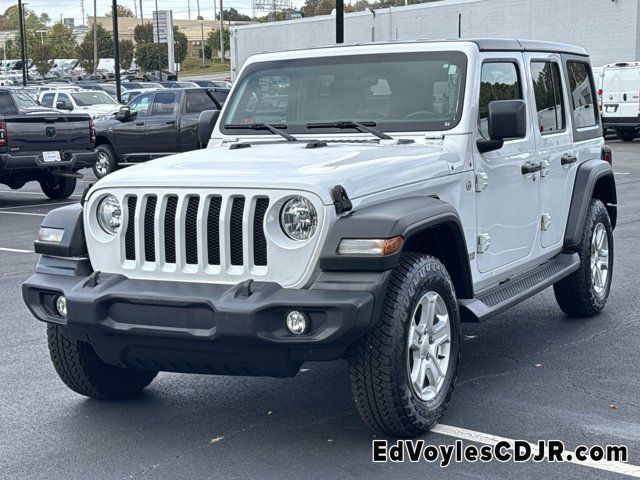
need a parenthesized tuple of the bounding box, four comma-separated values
(230, 197, 245, 266)
(144, 196, 157, 262)
(164, 196, 178, 264)
(125, 196, 137, 261)
(185, 196, 200, 265)
(207, 197, 222, 265)
(253, 198, 269, 266)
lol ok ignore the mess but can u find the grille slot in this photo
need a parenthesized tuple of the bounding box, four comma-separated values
(207, 197, 222, 265)
(164, 196, 178, 264)
(125, 196, 137, 261)
(253, 198, 269, 266)
(229, 197, 245, 266)
(144, 196, 157, 262)
(185, 196, 200, 265)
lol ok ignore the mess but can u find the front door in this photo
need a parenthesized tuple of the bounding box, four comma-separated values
(526, 53, 575, 248)
(112, 93, 152, 158)
(475, 55, 540, 274)
(145, 91, 179, 155)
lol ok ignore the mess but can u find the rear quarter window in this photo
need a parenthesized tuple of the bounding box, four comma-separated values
(566, 61, 597, 128)
(0, 92, 18, 114)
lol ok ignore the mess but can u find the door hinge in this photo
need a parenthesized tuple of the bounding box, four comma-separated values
(540, 160, 550, 177)
(477, 233, 491, 254)
(541, 213, 552, 231)
(475, 172, 489, 192)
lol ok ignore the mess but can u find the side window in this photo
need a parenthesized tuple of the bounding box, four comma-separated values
(129, 94, 151, 117)
(531, 61, 565, 134)
(151, 92, 177, 116)
(566, 61, 597, 128)
(0, 92, 17, 114)
(41, 93, 55, 108)
(185, 90, 217, 114)
(478, 62, 522, 139)
(57, 93, 73, 110)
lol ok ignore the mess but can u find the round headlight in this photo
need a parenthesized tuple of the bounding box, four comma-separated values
(97, 195, 122, 235)
(280, 196, 318, 241)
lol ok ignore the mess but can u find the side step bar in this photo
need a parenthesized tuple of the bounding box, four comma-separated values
(460, 253, 580, 322)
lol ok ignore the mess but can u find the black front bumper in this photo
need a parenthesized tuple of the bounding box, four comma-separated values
(0, 150, 99, 171)
(23, 257, 382, 377)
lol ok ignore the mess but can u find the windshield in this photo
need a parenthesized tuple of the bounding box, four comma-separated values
(13, 91, 39, 109)
(221, 51, 467, 135)
(72, 91, 118, 106)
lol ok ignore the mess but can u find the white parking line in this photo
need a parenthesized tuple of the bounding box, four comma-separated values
(0, 211, 46, 217)
(433, 424, 640, 478)
(0, 200, 76, 211)
(0, 247, 34, 254)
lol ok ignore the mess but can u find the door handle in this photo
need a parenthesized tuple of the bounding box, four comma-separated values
(561, 154, 577, 165)
(166, 120, 176, 125)
(521, 162, 542, 175)
(135, 122, 145, 126)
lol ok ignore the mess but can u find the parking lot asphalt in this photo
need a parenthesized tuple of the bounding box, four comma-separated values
(1, 141, 639, 479)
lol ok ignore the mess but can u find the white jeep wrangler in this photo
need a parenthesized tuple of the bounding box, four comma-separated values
(24, 39, 617, 437)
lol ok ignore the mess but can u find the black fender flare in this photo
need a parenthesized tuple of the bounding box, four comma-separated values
(34, 203, 87, 258)
(564, 159, 617, 249)
(319, 196, 473, 298)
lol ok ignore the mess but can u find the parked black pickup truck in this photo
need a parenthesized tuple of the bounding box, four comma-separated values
(92, 88, 221, 178)
(0, 88, 98, 199)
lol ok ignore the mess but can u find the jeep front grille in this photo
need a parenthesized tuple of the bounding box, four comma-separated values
(124, 193, 270, 271)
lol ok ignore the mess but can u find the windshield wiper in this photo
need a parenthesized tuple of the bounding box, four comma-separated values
(225, 123, 297, 141)
(305, 121, 392, 140)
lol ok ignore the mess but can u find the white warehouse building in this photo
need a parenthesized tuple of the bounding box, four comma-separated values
(230, 0, 640, 76)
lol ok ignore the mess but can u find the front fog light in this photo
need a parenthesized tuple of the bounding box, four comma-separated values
(97, 194, 122, 235)
(286, 310, 308, 334)
(55, 295, 67, 317)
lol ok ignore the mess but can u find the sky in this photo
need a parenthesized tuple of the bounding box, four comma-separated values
(8, 0, 257, 25)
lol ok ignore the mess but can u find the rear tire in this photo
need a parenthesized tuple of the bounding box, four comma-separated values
(47, 324, 157, 399)
(349, 253, 460, 437)
(617, 128, 637, 142)
(93, 144, 117, 179)
(39, 174, 77, 200)
(553, 199, 613, 317)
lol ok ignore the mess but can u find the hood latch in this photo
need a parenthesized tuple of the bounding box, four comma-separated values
(331, 185, 352, 214)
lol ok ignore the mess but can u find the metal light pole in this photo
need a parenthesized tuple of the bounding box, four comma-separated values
(17, 0, 27, 86)
(336, 0, 344, 43)
(219, 0, 224, 64)
(93, 0, 98, 74)
(112, 0, 122, 102)
(201, 22, 205, 68)
(139, 0, 144, 22)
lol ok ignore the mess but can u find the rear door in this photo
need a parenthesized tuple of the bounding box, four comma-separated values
(526, 53, 575, 249)
(145, 91, 179, 155)
(179, 90, 220, 151)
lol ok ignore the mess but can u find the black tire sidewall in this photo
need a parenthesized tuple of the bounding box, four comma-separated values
(40, 174, 76, 199)
(583, 200, 614, 309)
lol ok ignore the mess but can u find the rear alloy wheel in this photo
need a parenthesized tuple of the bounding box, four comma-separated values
(39, 174, 77, 200)
(93, 145, 117, 179)
(617, 128, 637, 142)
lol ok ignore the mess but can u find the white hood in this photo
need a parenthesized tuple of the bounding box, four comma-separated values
(93, 141, 457, 204)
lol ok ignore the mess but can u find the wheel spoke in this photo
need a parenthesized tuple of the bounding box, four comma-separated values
(412, 358, 427, 393)
(418, 293, 437, 334)
(425, 355, 442, 388)
(407, 324, 421, 351)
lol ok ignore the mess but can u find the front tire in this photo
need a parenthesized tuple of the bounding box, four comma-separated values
(349, 253, 460, 437)
(554, 198, 614, 317)
(93, 144, 117, 179)
(47, 324, 157, 399)
(39, 174, 77, 200)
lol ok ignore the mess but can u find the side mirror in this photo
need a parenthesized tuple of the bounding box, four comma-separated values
(56, 101, 72, 111)
(477, 99, 527, 154)
(116, 106, 132, 122)
(197, 109, 221, 148)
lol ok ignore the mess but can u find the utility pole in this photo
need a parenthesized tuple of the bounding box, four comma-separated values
(219, 0, 224, 64)
(197, 0, 201, 18)
(336, 0, 344, 43)
(17, 0, 27, 86)
(112, 0, 122, 102)
(80, 0, 86, 26)
(201, 22, 205, 68)
(93, 0, 98, 74)
(154, 0, 162, 80)
(139, 0, 144, 23)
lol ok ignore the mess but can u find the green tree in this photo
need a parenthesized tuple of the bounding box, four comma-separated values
(135, 42, 168, 72)
(106, 5, 135, 17)
(173, 27, 188, 64)
(119, 39, 135, 71)
(0, 4, 48, 30)
(31, 43, 53, 75)
(206, 28, 230, 57)
(134, 22, 154, 43)
(76, 24, 113, 72)
(216, 7, 251, 21)
(46, 22, 77, 59)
